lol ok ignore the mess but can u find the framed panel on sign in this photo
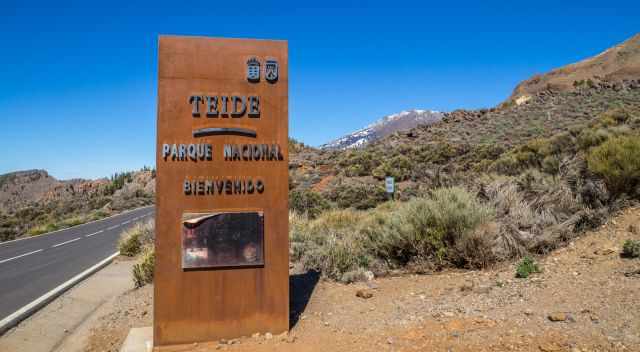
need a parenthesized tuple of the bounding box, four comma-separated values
(181, 211, 265, 269)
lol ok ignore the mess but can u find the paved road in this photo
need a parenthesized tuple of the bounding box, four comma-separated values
(0, 206, 155, 321)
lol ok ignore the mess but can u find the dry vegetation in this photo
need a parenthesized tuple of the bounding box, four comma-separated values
(118, 219, 155, 287)
(287, 83, 640, 281)
(0, 168, 155, 242)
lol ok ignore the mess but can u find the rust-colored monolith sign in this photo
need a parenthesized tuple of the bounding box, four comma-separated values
(154, 35, 288, 347)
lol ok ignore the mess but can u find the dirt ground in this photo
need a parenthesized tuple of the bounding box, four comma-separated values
(86, 207, 640, 352)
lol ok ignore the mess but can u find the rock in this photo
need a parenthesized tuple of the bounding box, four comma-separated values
(539, 342, 562, 351)
(364, 271, 375, 281)
(476, 285, 492, 294)
(356, 289, 373, 299)
(386, 337, 394, 344)
(594, 248, 616, 255)
(365, 281, 379, 289)
(252, 332, 260, 339)
(548, 312, 568, 322)
(219, 339, 227, 345)
(264, 332, 273, 340)
(286, 335, 297, 343)
(460, 281, 475, 292)
(524, 309, 534, 316)
(443, 311, 455, 317)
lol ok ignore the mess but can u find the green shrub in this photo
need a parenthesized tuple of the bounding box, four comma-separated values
(622, 239, 640, 258)
(577, 128, 610, 150)
(598, 107, 633, 127)
(118, 220, 154, 257)
(330, 183, 388, 210)
(372, 155, 412, 181)
(587, 135, 640, 196)
(515, 256, 540, 278)
(339, 150, 379, 177)
(133, 247, 155, 288)
(290, 209, 372, 281)
(289, 190, 331, 219)
(62, 216, 85, 227)
(366, 187, 494, 266)
(541, 155, 560, 174)
(29, 223, 60, 236)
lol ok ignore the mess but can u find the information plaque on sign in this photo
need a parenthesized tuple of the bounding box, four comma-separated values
(155, 36, 289, 347)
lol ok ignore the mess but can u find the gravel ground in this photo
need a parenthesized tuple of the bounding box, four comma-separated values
(86, 207, 640, 352)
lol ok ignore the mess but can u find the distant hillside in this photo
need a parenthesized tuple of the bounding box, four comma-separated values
(0, 169, 155, 242)
(288, 33, 640, 209)
(510, 33, 640, 104)
(287, 35, 640, 279)
(320, 109, 443, 150)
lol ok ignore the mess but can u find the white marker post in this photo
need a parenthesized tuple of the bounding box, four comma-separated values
(385, 176, 395, 201)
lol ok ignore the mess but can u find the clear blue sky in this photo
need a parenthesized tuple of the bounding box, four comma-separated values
(0, 1, 638, 179)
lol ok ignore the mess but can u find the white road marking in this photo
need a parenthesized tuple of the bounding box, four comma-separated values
(0, 249, 44, 264)
(121, 220, 131, 225)
(106, 225, 119, 231)
(0, 252, 120, 335)
(85, 230, 104, 238)
(52, 237, 81, 248)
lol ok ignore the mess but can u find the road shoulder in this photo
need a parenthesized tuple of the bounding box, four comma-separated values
(0, 257, 136, 352)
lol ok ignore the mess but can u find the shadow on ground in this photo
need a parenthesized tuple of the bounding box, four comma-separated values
(289, 270, 320, 329)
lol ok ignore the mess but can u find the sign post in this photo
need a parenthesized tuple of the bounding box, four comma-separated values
(155, 36, 289, 347)
(385, 176, 395, 200)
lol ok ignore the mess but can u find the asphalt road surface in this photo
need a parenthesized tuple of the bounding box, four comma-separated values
(0, 206, 155, 321)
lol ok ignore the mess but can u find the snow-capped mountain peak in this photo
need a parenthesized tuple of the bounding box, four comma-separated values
(320, 109, 443, 150)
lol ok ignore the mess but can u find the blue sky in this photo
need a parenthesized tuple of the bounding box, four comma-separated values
(0, 1, 638, 179)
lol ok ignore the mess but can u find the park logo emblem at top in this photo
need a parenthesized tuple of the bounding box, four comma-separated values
(265, 59, 278, 83)
(247, 57, 260, 82)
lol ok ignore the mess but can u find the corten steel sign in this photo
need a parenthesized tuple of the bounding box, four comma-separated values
(155, 36, 289, 347)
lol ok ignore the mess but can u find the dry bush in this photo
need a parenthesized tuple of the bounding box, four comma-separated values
(290, 208, 373, 282)
(133, 247, 155, 288)
(118, 220, 154, 257)
(587, 135, 640, 196)
(482, 174, 586, 258)
(290, 187, 496, 279)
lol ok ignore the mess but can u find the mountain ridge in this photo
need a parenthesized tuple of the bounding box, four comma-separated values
(320, 109, 443, 150)
(509, 33, 640, 104)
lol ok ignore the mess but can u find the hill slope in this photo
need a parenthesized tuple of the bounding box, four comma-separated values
(510, 33, 640, 104)
(0, 169, 155, 242)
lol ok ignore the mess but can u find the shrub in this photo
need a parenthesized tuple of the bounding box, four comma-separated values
(29, 222, 59, 236)
(515, 256, 540, 278)
(289, 190, 331, 219)
(118, 220, 154, 257)
(587, 135, 640, 196)
(290, 209, 372, 281)
(622, 239, 640, 258)
(133, 247, 155, 288)
(577, 128, 610, 150)
(372, 155, 412, 181)
(339, 150, 379, 177)
(330, 183, 388, 210)
(366, 187, 494, 266)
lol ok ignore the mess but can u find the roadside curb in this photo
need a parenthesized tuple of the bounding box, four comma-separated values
(0, 252, 120, 336)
